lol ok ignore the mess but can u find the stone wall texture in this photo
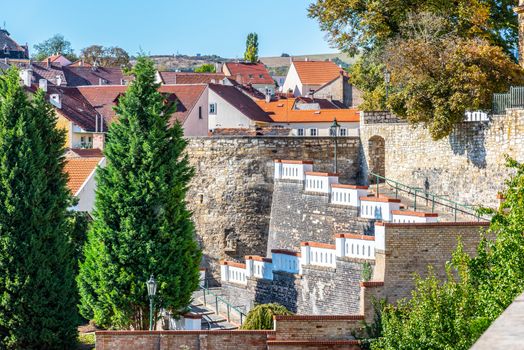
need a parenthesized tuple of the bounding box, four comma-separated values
(267, 181, 374, 254)
(360, 110, 524, 207)
(186, 136, 361, 282)
(221, 257, 369, 315)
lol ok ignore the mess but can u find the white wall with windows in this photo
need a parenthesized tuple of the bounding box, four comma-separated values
(208, 88, 257, 131)
(272, 122, 359, 137)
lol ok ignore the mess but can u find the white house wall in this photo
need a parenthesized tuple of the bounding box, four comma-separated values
(208, 89, 255, 130)
(75, 158, 106, 213)
(282, 63, 303, 96)
(271, 122, 359, 136)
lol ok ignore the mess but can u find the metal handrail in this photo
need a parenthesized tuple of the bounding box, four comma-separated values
(199, 282, 247, 325)
(369, 172, 488, 222)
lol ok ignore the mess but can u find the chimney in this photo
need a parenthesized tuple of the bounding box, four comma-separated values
(56, 75, 62, 86)
(20, 68, 33, 87)
(49, 93, 61, 109)
(99, 78, 105, 85)
(305, 57, 308, 62)
(46, 57, 51, 68)
(515, 1, 524, 68)
(265, 93, 271, 103)
(39, 79, 47, 92)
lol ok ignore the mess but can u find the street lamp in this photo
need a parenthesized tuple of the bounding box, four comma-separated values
(384, 69, 391, 104)
(146, 274, 157, 331)
(330, 118, 341, 173)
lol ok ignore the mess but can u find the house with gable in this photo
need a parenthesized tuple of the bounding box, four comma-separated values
(0, 28, 29, 60)
(222, 62, 275, 96)
(282, 60, 362, 107)
(42, 54, 72, 66)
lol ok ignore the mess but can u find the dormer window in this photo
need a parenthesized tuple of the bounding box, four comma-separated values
(248, 74, 253, 79)
(3, 44, 9, 55)
(259, 74, 263, 78)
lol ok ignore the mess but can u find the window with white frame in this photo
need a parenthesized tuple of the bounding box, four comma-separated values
(309, 128, 318, 136)
(297, 128, 304, 136)
(329, 128, 336, 136)
(209, 103, 217, 115)
(340, 128, 347, 136)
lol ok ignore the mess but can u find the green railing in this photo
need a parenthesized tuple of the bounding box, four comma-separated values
(199, 282, 247, 326)
(370, 172, 488, 222)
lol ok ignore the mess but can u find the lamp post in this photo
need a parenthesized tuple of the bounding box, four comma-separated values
(330, 118, 341, 173)
(146, 275, 157, 331)
(384, 69, 391, 103)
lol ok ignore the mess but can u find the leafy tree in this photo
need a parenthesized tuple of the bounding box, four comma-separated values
(80, 45, 130, 67)
(308, 0, 518, 59)
(33, 34, 77, 61)
(194, 63, 216, 73)
(77, 57, 201, 330)
(244, 33, 259, 63)
(240, 303, 293, 330)
(309, 1, 523, 140)
(0, 68, 78, 348)
(372, 157, 524, 349)
(384, 13, 524, 139)
(281, 53, 290, 57)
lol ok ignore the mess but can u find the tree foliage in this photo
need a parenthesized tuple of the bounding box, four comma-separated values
(372, 158, 524, 349)
(194, 64, 216, 73)
(240, 303, 293, 330)
(244, 33, 259, 63)
(33, 34, 77, 61)
(80, 45, 130, 67)
(0, 68, 78, 348)
(77, 57, 201, 330)
(309, 1, 523, 140)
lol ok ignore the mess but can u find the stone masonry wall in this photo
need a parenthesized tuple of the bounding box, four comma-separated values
(360, 109, 524, 207)
(267, 181, 374, 254)
(221, 257, 368, 315)
(186, 136, 360, 282)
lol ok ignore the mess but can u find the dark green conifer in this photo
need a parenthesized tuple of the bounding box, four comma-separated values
(78, 57, 201, 330)
(0, 68, 78, 348)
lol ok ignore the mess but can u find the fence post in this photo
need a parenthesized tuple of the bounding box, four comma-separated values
(240, 313, 243, 325)
(203, 288, 206, 305)
(454, 204, 457, 222)
(414, 189, 417, 211)
(432, 195, 435, 213)
(376, 174, 379, 197)
(215, 296, 219, 314)
(227, 304, 230, 322)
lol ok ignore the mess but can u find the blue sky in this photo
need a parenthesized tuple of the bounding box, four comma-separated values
(2, 0, 336, 58)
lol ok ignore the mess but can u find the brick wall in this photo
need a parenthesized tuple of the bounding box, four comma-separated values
(96, 330, 274, 350)
(378, 222, 489, 302)
(273, 315, 364, 340)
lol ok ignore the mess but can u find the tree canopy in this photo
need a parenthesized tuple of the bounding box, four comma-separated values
(244, 33, 259, 63)
(77, 57, 201, 330)
(80, 45, 130, 67)
(33, 34, 77, 61)
(240, 304, 293, 330)
(372, 157, 524, 349)
(309, 0, 524, 139)
(194, 63, 216, 73)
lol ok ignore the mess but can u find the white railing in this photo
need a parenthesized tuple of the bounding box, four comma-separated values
(246, 256, 273, 280)
(464, 110, 489, 122)
(391, 211, 439, 223)
(336, 234, 375, 260)
(220, 262, 248, 285)
(331, 185, 369, 207)
(304, 172, 339, 194)
(271, 250, 301, 274)
(301, 242, 337, 268)
(274, 160, 313, 181)
(360, 198, 401, 221)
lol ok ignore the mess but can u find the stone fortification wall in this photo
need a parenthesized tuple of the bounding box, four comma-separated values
(186, 136, 361, 282)
(267, 180, 374, 254)
(360, 109, 524, 207)
(220, 258, 368, 315)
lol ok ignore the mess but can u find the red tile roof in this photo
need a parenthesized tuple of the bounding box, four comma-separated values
(224, 62, 274, 85)
(64, 157, 103, 195)
(256, 97, 360, 123)
(159, 72, 226, 84)
(76, 84, 206, 126)
(63, 66, 130, 86)
(293, 61, 344, 85)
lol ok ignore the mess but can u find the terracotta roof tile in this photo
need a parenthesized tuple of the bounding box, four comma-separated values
(63, 66, 130, 86)
(64, 157, 102, 195)
(293, 60, 344, 85)
(225, 62, 274, 85)
(256, 97, 359, 123)
(159, 72, 226, 84)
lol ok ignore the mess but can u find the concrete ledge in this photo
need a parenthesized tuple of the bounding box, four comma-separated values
(471, 292, 524, 349)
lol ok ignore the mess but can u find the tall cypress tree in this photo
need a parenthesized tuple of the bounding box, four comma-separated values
(78, 57, 201, 330)
(0, 68, 78, 348)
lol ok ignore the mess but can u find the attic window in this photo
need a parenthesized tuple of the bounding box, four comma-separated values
(248, 74, 253, 79)
(259, 74, 263, 78)
(3, 45, 9, 55)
